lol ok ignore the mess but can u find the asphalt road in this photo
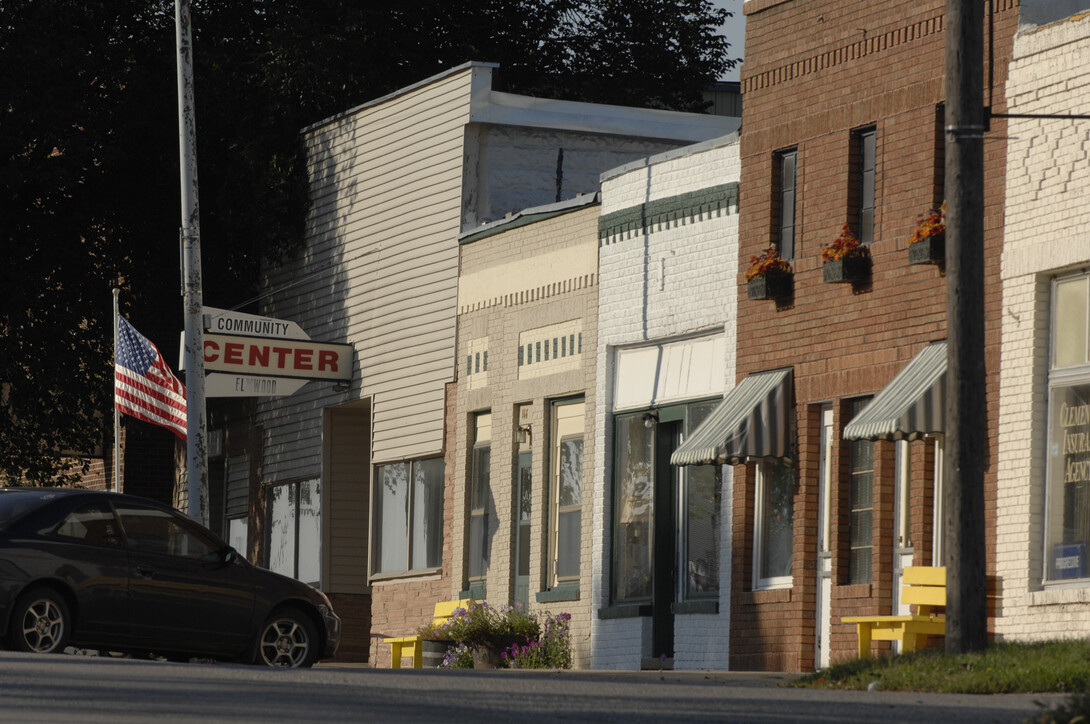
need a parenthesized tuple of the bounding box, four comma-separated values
(0, 651, 1068, 723)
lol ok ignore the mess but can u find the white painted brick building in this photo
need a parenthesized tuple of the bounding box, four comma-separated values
(997, 5, 1090, 640)
(591, 135, 740, 670)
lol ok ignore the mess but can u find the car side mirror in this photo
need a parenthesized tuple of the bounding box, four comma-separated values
(222, 546, 239, 565)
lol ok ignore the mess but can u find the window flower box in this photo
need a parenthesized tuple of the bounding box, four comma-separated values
(823, 255, 870, 284)
(909, 232, 945, 265)
(821, 225, 870, 284)
(908, 204, 945, 266)
(747, 271, 793, 300)
(745, 247, 793, 301)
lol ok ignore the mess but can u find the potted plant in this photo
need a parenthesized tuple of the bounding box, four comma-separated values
(908, 203, 945, 265)
(427, 600, 541, 668)
(821, 225, 871, 283)
(415, 619, 456, 668)
(745, 246, 793, 300)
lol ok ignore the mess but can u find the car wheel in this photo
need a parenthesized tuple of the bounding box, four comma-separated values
(255, 609, 318, 668)
(6, 588, 71, 654)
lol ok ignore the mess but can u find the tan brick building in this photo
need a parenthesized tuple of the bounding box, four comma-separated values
(728, 0, 1017, 670)
(449, 196, 600, 668)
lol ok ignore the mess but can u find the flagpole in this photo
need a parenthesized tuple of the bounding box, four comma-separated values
(112, 288, 121, 494)
(176, 0, 209, 525)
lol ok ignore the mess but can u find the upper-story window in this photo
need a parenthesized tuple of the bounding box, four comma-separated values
(774, 148, 798, 260)
(853, 127, 877, 244)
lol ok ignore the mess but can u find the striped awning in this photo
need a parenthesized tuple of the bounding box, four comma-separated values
(843, 341, 947, 441)
(670, 368, 793, 466)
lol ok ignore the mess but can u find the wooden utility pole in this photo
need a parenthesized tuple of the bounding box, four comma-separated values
(944, 0, 988, 653)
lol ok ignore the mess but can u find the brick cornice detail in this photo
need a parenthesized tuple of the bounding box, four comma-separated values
(741, 0, 1016, 97)
(457, 273, 596, 314)
(743, 15, 944, 95)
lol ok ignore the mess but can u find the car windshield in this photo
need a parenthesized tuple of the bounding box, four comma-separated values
(0, 491, 53, 529)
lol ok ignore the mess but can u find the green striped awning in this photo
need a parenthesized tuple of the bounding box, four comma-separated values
(670, 368, 793, 466)
(843, 341, 947, 441)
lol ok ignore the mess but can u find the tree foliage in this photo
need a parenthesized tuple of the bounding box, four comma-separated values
(0, 0, 737, 483)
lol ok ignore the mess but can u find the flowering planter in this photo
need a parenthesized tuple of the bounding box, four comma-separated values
(909, 233, 945, 265)
(422, 639, 451, 668)
(471, 643, 504, 669)
(823, 256, 870, 284)
(747, 272, 792, 300)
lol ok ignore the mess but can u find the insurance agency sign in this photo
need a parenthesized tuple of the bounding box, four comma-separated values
(185, 307, 353, 397)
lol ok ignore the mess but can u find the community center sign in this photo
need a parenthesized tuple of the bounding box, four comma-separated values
(183, 307, 353, 398)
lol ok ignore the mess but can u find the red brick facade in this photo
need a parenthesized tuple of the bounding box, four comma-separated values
(733, 0, 1016, 671)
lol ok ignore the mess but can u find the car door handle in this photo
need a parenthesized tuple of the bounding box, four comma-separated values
(136, 566, 155, 578)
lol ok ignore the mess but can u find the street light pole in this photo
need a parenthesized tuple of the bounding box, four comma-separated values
(944, 0, 988, 653)
(176, 0, 209, 525)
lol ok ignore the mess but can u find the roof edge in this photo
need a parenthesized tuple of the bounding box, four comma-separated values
(302, 61, 499, 134)
(459, 192, 601, 246)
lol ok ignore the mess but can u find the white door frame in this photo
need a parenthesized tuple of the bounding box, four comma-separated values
(931, 435, 945, 565)
(815, 405, 834, 669)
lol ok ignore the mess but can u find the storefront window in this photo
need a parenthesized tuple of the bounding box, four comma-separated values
(550, 399, 585, 585)
(755, 460, 794, 589)
(267, 478, 320, 586)
(848, 397, 875, 585)
(613, 413, 654, 602)
(1047, 275, 1090, 582)
(684, 401, 721, 598)
(372, 458, 444, 575)
(469, 412, 492, 581)
(612, 401, 722, 604)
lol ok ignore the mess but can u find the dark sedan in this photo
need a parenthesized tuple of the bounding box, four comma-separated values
(0, 488, 340, 668)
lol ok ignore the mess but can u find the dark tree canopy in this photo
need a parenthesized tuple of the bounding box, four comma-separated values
(0, 0, 737, 484)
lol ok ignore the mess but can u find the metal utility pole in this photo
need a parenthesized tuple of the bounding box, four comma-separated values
(943, 0, 988, 653)
(176, 0, 209, 525)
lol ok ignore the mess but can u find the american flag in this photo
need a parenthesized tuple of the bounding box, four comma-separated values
(115, 316, 187, 440)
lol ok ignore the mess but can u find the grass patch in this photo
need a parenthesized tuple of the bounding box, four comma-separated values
(794, 640, 1090, 694)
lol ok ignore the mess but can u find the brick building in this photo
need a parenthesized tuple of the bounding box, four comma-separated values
(725, 0, 1017, 670)
(996, 3, 1090, 640)
(448, 195, 600, 668)
(592, 135, 740, 670)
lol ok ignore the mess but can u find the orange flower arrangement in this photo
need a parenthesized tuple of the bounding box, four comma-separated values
(909, 203, 946, 245)
(745, 246, 792, 281)
(821, 225, 869, 262)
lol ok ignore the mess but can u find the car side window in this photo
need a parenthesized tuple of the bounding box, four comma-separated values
(115, 504, 220, 561)
(55, 503, 123, 546)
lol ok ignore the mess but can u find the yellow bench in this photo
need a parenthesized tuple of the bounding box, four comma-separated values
(842, 566, 946, 658)
(383, 598, 470, 668)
